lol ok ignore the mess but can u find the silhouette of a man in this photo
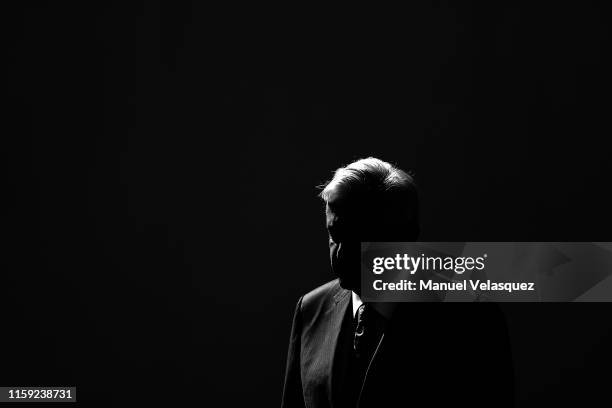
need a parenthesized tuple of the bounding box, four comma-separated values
(281, 157, 513, 408)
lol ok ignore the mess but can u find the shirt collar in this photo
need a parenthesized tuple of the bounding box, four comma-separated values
(351, 291, 395, 320)
(351, 291, 363, 318)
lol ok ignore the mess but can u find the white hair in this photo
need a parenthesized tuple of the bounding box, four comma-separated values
(319, 157, 416, 202)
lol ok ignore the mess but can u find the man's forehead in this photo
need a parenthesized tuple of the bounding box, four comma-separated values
(325, 188, 366, 225)
(326, 188, 372, 214)
(325, 189, 344, 225)
(326, 188, 347, 211)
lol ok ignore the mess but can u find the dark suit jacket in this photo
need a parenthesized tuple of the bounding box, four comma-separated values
(281, 279, 514, 408)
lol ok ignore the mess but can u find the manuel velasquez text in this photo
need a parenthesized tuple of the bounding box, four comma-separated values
(373, 279, 535, 293)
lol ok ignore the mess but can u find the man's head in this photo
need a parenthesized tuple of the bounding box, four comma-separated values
(319, 157, 419, 292)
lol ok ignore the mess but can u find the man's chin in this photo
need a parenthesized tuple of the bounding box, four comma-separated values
(337, 276, 359, 293)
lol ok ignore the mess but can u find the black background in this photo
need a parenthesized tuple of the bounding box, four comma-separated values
(4, 2, 612, 407)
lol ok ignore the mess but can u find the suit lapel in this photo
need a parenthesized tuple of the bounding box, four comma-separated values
(356, 331, 386, 406)
(326, 286, 350, 408)
(357, 305, 404, 406)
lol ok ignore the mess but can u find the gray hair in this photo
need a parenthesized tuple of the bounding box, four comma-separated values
(318, 157, 419, 238)
(319, 157, 416, 203)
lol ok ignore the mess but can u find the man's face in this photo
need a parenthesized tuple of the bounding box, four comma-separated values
(325, 189, 364, 292)
(325, 188, 416, 292)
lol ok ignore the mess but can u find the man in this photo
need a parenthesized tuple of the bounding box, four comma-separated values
(281, 157, 514, 408)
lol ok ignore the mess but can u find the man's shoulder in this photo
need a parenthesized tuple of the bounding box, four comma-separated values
(302, 278, 344, 304)
(300, 279, 349, 317)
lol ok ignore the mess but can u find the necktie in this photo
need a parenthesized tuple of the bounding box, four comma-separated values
(353, 304, 383, 362)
